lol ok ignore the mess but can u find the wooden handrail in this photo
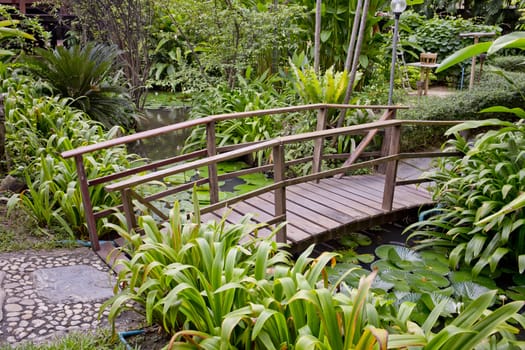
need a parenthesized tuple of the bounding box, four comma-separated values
(60, 104, 407, 159)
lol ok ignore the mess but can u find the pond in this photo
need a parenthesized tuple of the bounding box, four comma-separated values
(128, 106, 191, 160)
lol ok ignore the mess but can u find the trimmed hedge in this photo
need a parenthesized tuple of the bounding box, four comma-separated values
(397, 70, 525, 151)
(489, 55, 525, 73)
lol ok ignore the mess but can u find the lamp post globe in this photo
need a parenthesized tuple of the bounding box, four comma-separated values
(390, 0, 407, 14)
(387, 0, 406, 105)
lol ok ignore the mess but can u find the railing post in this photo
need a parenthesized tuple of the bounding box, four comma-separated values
(382, 124, 401, 211)
(121, 188, 137, 232)
(312, 107, 327, 178)
(378, 108, 397, 174)
(75, 155, 100, 251)
(273, 143, 287, 243)
(206, 121, 219, 204)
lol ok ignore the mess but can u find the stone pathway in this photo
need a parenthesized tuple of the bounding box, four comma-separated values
(0, 247, 141, 346)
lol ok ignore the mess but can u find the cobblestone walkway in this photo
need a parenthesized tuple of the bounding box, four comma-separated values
(0, 247, 139, 346)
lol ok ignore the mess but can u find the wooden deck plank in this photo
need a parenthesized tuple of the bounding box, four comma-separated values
(244, 196, 319, 242)
(101, 170, 436, 273)
(348, 175, 431, 202)
(331, 176, 413, 208)
(258, 191, 341, 229)
(292, 182, 376, 217)
(334, 176, 427, 208)
(309, 179, 386, 214)
(286, 185, 358, 222)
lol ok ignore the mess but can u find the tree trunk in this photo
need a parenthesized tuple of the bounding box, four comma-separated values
(314, 0, 321, 74)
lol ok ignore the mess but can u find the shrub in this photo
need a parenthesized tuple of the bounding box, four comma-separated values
(0, 5, 50, 56)
(183, 70, 296, 166)
(2, 66, 140, 239)
(22, 43, 137, 130)
(406, 118, 525, 279)
(103, 199, 525, 349)
(490, 55, 525, 72)
(398, 70, 525, 151)
(402, 13, 501, 62)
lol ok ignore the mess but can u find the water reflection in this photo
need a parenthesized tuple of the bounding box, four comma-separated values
(129, 106, 191, 161)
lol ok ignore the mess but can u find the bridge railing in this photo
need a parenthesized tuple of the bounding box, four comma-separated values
(61, 103, 461, 250)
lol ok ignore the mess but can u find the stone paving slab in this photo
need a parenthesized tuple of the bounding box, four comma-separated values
(0, 247, 142, 346)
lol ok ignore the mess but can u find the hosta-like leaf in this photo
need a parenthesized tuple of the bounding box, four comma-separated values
(449, 243, 466, 268)
(451, 301, 525, 350)
(465, 234, 486, 264)
(477, 192, 525, 226)
(488, 247, 510, 272)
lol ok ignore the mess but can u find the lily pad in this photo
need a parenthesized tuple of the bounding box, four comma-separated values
(217, 161, 250, 172)
(406, 270, 450, 292)
(453, 281, 492, 301)
(371, 275, 395, 292)
(340, 232, 372, 247)
(239, 172, 273, 186)
(375, 244, 423, 264)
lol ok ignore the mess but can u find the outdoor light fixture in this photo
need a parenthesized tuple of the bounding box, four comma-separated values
(390, 0, 407, 14)
(387, 0, 407, 105)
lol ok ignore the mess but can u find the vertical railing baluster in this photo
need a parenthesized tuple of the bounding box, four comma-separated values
(273, 143, 286, 243)
(206, 121, 219, 204)
(378, 108, 397, 174)
(75, 155, 100, 251)
(121, 188, 137, 232)
(312, 107, 327, 180)
(382, 124, 401, 210)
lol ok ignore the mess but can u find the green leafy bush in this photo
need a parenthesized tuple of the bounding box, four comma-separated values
(22, 43, 137, 130)
(0, 5, 50, 57)
(406, 118, 525, 279)
(490, 55, 525, 72)
(183, 70, 296, 165)
(2, 66, 140, 239)
(398, 71, 525, 151)
(403, 13, 501, 62)
(104, 199, 525, 349)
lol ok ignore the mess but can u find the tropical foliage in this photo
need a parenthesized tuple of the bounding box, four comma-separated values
(406, 32, 525, 278)
(1, 64, 140, 239)
(400, 11, 501, 64)
(22, 43, 137, 130)
(183, 69, 296, 166)
(0, 6, 48, 58)
(150, 0, 306, 91)
(103, 199, 525, 349)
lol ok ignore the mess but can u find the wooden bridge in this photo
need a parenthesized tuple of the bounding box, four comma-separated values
(61, 103, 461, 259)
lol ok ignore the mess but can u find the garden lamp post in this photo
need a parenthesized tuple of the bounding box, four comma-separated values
(387, 0, 406, 105)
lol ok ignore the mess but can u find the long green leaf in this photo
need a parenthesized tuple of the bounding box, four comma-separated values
(436, 42, 492, 73)
(452, 301, 525, 350)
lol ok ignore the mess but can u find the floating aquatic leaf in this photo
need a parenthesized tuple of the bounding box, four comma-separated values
(217, 161, 249, 172)
(453, 281, 492, 301)
(375, 244, 423, 263)
(340, 232, 372, 247)
(371, 275, 395, 291)
(239, 172, 273, 186)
